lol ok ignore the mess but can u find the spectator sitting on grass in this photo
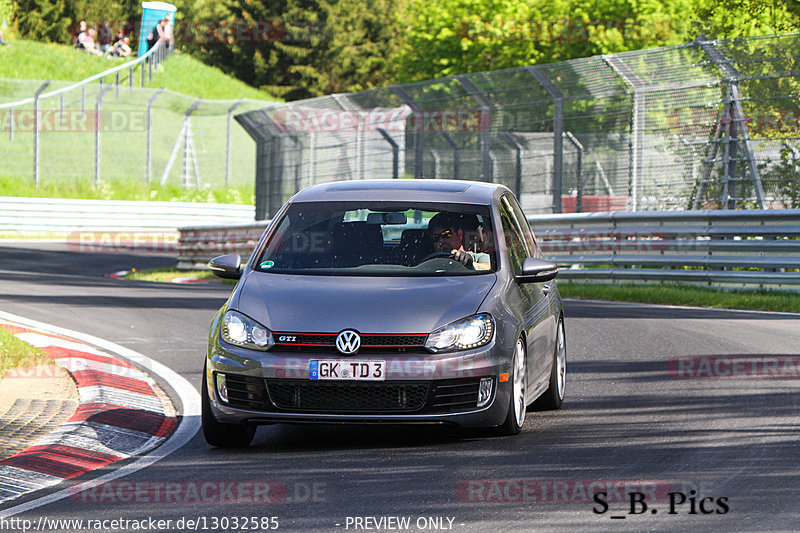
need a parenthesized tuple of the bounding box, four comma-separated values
(108, 36, 132, 58)
(0, 29, 9, 46)
(74, 20, 87, 48)
(79, 27, 104, 56)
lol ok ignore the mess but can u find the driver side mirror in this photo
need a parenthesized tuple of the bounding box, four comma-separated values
(517, 257, 559, 283)
(209, 253, 242, 280)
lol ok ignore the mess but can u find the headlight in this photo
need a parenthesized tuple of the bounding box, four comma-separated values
(221, 310, 274, 351)
(425, 313, 494, 353)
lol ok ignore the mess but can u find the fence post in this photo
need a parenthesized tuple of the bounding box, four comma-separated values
(564, 132, 584, 212)
(455, 75, 493, 182)
(527, 66, 564, 213)
(129, 67, 134, 94)
(115, 71, 120, 99)
(183, 100, 202, 188)
(376, 128, 400, 179)
(95, 86, 111, 185)
(390, 85, 425, 178)
(146, 88, 166, 183)
(440, 132, 461, 180)
(501, 132, 524, 198)
(603, 55, 645, 212)
(33, 81, 51, 187)
(226, 99, 245, 186)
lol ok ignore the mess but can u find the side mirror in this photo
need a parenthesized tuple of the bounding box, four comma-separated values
(517, 257, 559, 283)
(209, 254, 242, 280)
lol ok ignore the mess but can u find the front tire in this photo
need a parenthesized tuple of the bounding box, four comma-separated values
(201, 365, 256, 448)
(533, 317, 566, 411)
(496, 337, 527, 436)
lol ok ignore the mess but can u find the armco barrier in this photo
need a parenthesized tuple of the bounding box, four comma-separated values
(177, 209, 800, 290)
(0, 197, 255, 232)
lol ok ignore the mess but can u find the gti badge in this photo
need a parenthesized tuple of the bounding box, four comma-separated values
(336, 330, 361, 355)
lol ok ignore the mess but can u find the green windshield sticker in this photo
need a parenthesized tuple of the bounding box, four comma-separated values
(260, 260, 275, 269)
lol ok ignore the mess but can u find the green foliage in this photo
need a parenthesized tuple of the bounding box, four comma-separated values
(11, 0, 71, 42)
(761, 143, 800, 208)
(322, 0, 399, 93)
(179, 0, 331, 100)
(392, 0, 698, 82)
(694, 0, 800, 38)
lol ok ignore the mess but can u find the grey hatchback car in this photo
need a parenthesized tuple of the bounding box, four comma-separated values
(203, 179, 566, 446)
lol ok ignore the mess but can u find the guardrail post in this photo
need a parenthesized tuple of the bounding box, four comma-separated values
(377, 128, 400, 179)
(226, 99, 245, 186)
(33, 81, 51, 187)
(95, 86, 111, 185)
(146, 88, 166, 183)
(527, 66, 564, 213)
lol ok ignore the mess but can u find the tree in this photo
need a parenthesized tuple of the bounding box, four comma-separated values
(11, 0, 71, 42)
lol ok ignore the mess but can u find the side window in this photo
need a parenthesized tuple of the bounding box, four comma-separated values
(499, 201, 527, 276)
(503, 194, 540, 257)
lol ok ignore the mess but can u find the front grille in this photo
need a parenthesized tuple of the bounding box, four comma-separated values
(221, 374, 486, 416)
(432, 378, 483, 412)
(272, 332, 428, 353)
(223, 374, 269, 410)
(265, 379, 430, 413)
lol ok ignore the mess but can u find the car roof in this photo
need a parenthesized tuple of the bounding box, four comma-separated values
(289, 179, 509, 205)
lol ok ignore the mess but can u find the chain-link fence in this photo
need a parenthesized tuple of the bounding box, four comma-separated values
(237, 32, 800, 218)
(0, 45, 268, 191)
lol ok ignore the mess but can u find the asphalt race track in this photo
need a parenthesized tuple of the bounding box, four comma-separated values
(1, 242, 799, 532)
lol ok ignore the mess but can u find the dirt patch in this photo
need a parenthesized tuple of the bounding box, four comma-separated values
(0, 363, 78, 413)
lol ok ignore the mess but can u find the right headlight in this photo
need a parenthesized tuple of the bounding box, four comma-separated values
(425, 313, 494, 353)
(220, 310, 274, 351)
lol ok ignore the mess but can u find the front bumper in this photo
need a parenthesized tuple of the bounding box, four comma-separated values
(205, 342, 512, 428)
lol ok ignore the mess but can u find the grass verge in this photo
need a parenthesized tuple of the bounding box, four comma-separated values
(0, 327, 51, 379)
(0, 176, 254, 203)
(559, 283, 800, 313)
(123, 267, 235, 285)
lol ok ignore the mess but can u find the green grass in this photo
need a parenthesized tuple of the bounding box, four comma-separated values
(559, 283, 800, 313)
(0, 327, 51, 379)
(0, 40, 277, 102)
(123, 267, 234, 285)
(0, 175, 254, 203)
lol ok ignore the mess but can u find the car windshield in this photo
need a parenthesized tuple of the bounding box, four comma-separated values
(254, 201, 496, 276)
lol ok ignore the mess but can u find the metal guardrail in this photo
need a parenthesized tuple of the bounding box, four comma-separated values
(0, 41, 169, 111)
(176, 210, 800, 290)
(532, 209, 800, 289)
(0, 197, 254, 232)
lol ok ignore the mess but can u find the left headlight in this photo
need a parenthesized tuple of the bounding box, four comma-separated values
(425, 313, 494, 353)
(220, 310, 274, 351)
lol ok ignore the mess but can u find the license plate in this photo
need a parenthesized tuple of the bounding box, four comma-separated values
(310, 360, 386, 381)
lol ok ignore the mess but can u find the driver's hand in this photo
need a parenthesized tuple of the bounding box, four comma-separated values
(451, 248, 474, 268)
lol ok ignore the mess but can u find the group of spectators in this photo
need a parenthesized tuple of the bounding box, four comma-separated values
(74, 20, 132, 58)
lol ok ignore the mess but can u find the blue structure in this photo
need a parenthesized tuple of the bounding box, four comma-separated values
(137, 1, 176, 57)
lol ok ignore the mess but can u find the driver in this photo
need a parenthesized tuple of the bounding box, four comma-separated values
(427, 212, 491, 270)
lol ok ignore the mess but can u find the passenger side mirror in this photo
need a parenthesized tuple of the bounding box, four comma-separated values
(209, 254, 242, 280)
(517, 257, 559, 283)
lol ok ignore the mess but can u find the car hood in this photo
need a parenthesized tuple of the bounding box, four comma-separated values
(235, 272, 497, 334)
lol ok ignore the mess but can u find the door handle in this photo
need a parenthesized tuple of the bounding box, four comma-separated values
(541, 284, 551, 296)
